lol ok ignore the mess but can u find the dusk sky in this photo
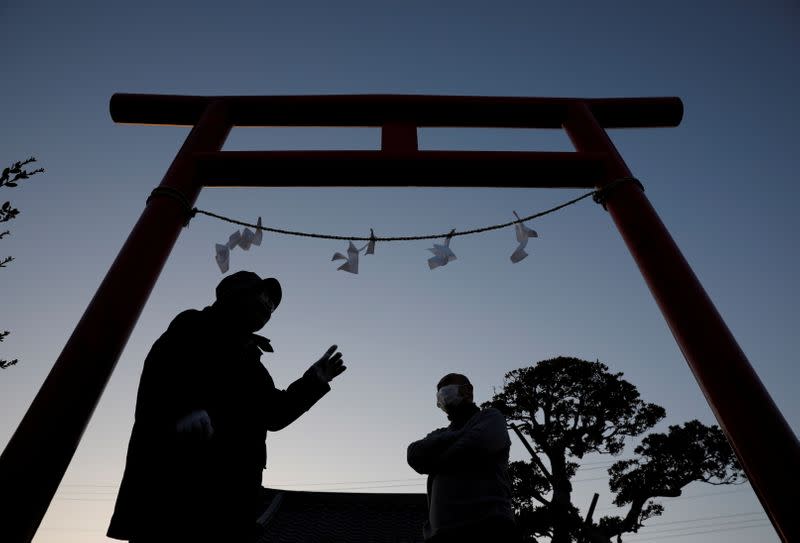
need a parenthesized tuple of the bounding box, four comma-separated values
(1, 1, 798, 542)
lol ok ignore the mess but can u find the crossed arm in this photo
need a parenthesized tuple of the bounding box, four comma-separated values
(406, 409, 511, 474)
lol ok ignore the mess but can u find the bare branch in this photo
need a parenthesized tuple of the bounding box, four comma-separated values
(516, 423, 554, 481)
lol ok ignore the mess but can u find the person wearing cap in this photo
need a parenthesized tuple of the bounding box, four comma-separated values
(407, 373, 519, 542)
(107, 271, 346, 542)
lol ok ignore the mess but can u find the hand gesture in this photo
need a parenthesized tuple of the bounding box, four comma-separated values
(176, 409, 214, 440)
(311, 344, 347, 383)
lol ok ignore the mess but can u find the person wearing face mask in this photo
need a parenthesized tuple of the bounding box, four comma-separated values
(107, 271, 346, 543)
(407, 373, 519, 542)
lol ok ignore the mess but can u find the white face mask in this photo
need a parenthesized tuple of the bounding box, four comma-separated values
(436, 384, 463, 411)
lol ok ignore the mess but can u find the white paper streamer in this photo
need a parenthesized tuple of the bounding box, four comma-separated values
(215, 243, 230, 273)
(331, 231, 376, 274)
(239, 228, 256, 250)
(427, 229, 457, 270)
(332, 241, 361, 274)
(213, 216, 264, 272)
(510, 211, 538, 263)
(227, 231, 242, 249)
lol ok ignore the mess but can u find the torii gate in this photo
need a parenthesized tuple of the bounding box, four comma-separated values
(0, 94, 797, 542)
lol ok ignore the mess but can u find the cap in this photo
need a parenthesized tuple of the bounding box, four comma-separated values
(215, 271, 282, 308)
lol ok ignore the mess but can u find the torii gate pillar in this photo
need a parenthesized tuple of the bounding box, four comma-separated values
(564, 103, 799, 542)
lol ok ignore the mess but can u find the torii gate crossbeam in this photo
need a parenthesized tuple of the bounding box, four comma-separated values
(0, 94, 796, 542)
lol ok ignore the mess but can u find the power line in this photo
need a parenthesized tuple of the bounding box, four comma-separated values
(56, 472, 749, 500)
(571, 476, 610, 483)
(628, 516, 768, 536)
(57, 460, 619, 492)
(576, 464, 615, 471)
(53, 496, 113, 502)
(267, 477, 425, 487)
(54, 479, 430, 500)
(38, 528, 104, 533)
(270, 482, 427, 492)
(58, 476, 428, 491)
(37, 515, 772, 539)
(576, 512, 767, 537)
(576, 459, 622, 466)
(643, 511, 765, 528)
(50, 485, 769, 539)
(60, 483, 118, 488)
(56, 471, 618, 498)
(596, 487, 750, 512)
(622, 521, 771, 542)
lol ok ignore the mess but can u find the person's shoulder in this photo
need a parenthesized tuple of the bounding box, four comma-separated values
(165, 307, 211, 335)
(170, 308, 204, 325)
(478, 406, 508, 422)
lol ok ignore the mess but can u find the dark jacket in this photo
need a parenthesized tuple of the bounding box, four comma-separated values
(107, 306, 330, 541)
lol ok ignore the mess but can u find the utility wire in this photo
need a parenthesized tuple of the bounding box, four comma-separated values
(271, 482, 426, 492)
(54, 482, 428, 499)
(265, 477, 424, 487)
(627, 516, 767, 536)
(57, 477, 427, 490)
(576, 464, 615, 471)
(636, 521, 770, 539)
(621, 521, 771, 542)
(596, 487, 750, 512)
(643, 511, 765, 528)
(40, 513, 767, 543)
(53, 478, 746, 500)
(55, 471, 621, 498)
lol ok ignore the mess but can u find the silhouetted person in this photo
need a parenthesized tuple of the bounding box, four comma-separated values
(107, 271, 346, 542)
(407, 373, 519, 542)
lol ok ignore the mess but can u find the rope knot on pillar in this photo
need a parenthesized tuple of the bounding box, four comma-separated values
(592, 176, 644, 210)
(146, 186, 197, 226)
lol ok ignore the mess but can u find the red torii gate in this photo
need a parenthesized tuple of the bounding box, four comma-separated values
(0, 94, 796, 542)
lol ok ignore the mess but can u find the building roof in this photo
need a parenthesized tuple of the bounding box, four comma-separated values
(255, 487, 428, 543)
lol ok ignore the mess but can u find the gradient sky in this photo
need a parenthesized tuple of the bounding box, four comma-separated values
(1, 1, 798, 542)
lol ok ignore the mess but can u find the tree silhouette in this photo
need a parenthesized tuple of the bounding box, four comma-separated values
(485, 357, 745, 543)
(1, 157, 44, 369)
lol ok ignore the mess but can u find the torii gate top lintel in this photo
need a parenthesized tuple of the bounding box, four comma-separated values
(109, 93, 683, 129)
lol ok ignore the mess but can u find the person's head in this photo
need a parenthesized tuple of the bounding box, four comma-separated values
(436, 373, 474, 414)
(213, 271, 282, 332)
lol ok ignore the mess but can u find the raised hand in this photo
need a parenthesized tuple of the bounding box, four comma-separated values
(311, 344, 347, 383)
